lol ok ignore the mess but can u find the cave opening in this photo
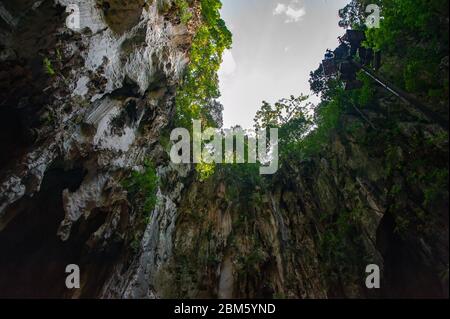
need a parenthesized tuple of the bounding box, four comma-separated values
(0, 163, 110, 298)
(376, 212, 446, 298)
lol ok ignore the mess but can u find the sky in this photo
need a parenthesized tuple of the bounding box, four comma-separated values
(218, 0, 350, 129)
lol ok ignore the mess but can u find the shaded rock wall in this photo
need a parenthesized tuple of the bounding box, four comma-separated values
(0, 0, 198, 298)
(153, 95, 448, 299)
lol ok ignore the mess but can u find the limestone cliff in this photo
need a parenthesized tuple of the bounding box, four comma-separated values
(159, 96, 448, 298)
(0, 0, 199, 298)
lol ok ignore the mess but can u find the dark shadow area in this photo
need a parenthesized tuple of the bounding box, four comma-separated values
(376, 212, 446, 298)
(0, 164, 115, 298)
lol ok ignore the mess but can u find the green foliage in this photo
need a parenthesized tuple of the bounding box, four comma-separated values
(237, 246, 267, 274)
(43, 58, 55, 76)
(254, 94, 312, 131)
(223, 163, 264, 191)
(122, 161, 159, 253)
(337, 0, 374, 29)
(197, 163, 266, 208)
(236, 0, 449, 291)
(123, 160, 159, 215)
(297, 0, 448, 161)
(365, 0, 448, 51)
(309, 65, 329, 98)
(253, 95, 315, 160)
(356, 72, 375, 106)
(319, 206, 369, 283)
(174, 0, 192, 24)
(300, 69, 376, 158)
(374, 120, 449, 238)
(364, 0, 449, 98)
(283, 86, 349, 158)
(175, 0, 232, 128)
(196, 161, 216, 181)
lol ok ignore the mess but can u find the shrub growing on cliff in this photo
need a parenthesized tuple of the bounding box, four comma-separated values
(296, 68, 376, 159)
(123, 160, 159, 215)
(364, 0, 449, 99)
(319, 208, 369, 285)
(43, 57, 56, 76)
(175, 0, 232, 128)
(174, 0, 193, 24)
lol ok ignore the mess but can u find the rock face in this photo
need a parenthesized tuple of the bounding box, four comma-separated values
(0, 0, 198, 298)
(0, 0, 448, 299)
(160, 106, 448, 299)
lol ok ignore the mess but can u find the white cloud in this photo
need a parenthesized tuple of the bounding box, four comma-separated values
(274, 3, 287, 15)
(285, 6, 306, 22)
(273, 0, 306, 23)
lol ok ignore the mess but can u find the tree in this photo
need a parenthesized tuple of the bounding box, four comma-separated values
(254, 94, 313, 148)
(175, 0, 232, 128)
(309, 64, 328, 97)
(338, 0, 365, 29)
(309, 64, 344, 103)
(338, 0, 376, 29)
